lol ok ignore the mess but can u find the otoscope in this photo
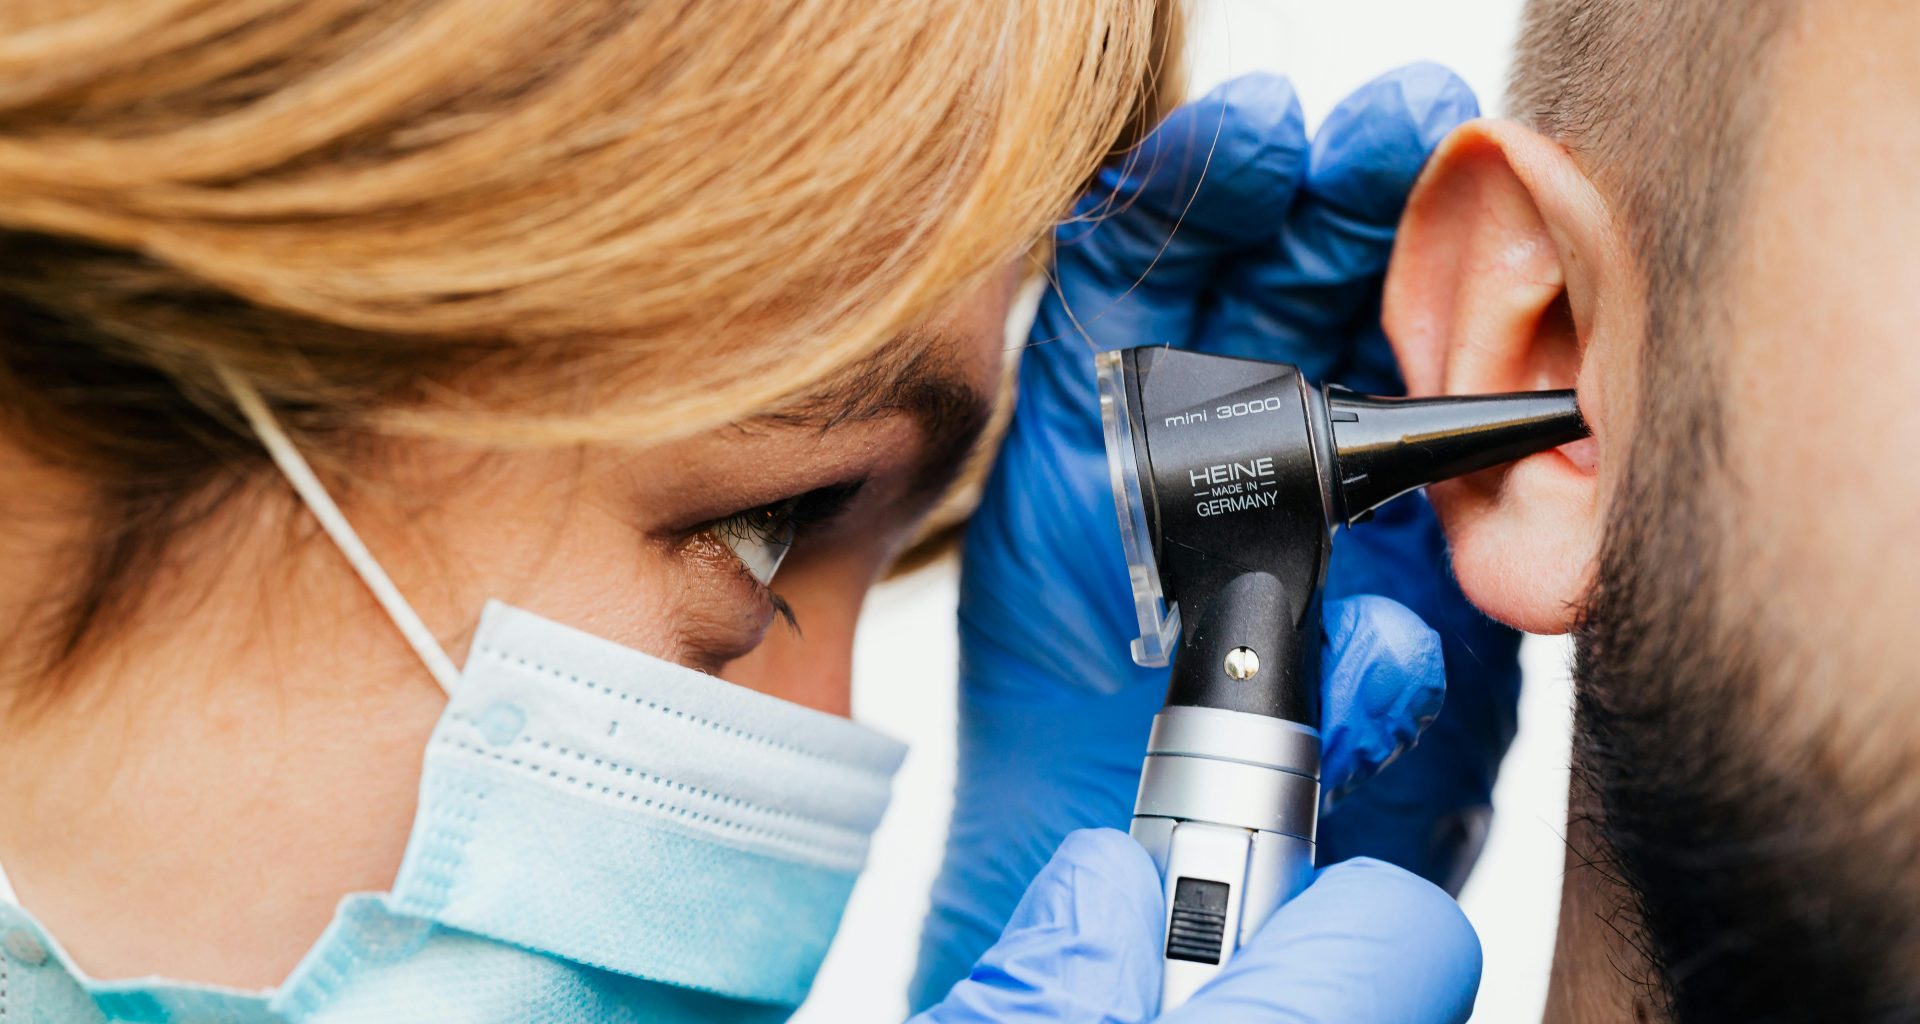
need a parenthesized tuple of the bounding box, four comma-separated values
(1096, 346, 1587, 1010)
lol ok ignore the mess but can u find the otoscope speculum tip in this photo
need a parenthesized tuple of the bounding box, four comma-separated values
(1324, 386, 1587, 526)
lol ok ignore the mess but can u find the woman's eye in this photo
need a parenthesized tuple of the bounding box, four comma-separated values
(712, 498, 801, 586)
(705, 480, 866, 587)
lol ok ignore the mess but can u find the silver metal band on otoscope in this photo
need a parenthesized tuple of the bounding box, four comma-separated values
(1134, 705, 1320, 836)
(1131, 705, 1321, 1010)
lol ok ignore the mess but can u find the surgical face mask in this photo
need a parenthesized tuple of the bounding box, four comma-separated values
(0, 370, 905, 1023)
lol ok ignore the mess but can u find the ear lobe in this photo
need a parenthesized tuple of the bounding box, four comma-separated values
(1381, 120, 1622, 635)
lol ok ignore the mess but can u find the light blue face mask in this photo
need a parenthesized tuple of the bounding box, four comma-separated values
(0, 371, 905, 1024)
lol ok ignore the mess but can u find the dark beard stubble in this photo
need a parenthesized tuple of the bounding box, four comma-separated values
(1570, 375, 1919, 1022)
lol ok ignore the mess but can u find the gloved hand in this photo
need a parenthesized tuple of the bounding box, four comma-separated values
(912, 829, 1481, 1023)
(912, 65, 1522, 1008)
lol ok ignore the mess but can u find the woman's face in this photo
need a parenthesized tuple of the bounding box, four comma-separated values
(359, 269, 1012, 714)
(0, 270, 1013, 987)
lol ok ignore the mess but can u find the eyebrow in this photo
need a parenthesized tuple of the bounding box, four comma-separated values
(751, 334, 995, 497)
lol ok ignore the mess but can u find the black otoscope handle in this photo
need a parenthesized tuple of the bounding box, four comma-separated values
(1164, 571, 1320, 728)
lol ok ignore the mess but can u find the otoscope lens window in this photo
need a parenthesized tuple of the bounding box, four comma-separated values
(1096, 350, 1182, 668)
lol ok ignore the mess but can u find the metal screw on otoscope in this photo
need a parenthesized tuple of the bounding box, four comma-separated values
(1095, 345, 1588, 1011)
(1224, 647, 1259, 681)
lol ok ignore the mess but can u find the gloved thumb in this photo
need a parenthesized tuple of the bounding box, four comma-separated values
(911, 829, 1164, 1023)
(1157, 857, 1482, 1024)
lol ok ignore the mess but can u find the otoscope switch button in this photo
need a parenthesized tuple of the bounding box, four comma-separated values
(1224, 647, 1260, 681)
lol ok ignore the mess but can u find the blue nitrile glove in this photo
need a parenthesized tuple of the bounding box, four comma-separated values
(912, 829, 1481, 1024)
(911, 65, 1522, 1009)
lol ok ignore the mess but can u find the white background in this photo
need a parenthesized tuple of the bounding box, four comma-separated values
(800, 3, 1575, 1021)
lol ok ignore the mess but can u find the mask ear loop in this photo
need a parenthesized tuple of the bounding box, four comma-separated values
(214, 364, 461, 694)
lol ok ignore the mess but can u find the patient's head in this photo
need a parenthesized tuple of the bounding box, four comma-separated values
(1382, 0, 1920, 1018)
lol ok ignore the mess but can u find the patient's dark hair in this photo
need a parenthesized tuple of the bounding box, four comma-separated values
(1509, 0, 1796, 397)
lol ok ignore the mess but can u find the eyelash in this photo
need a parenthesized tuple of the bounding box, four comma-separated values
(706, 479, 865, 630)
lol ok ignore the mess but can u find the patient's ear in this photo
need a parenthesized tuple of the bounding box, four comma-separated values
(1382, 119, 1637, 634)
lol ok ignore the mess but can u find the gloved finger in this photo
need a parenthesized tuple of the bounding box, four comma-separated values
(908, 667, 1166, 1010)
(1159, 858, 1481, 1024)
(912, 829, 1164, 1024)
(1195, 63, 1479, 380)
(1318, 499, 1522, 893)
(1034, 72, 1307, 356)
(1017, 74, 1308, 457)
(1318, 593, 1446, 809)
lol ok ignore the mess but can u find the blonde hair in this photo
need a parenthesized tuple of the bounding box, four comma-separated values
(0, 0, 1179, 685)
